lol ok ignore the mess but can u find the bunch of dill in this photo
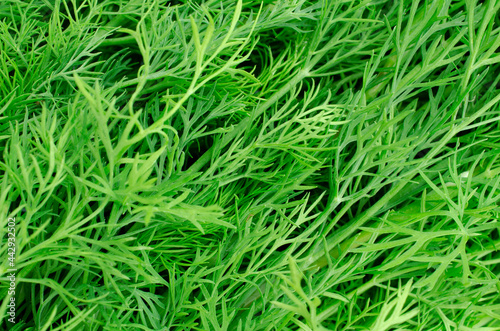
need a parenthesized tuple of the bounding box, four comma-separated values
(1, 0, 500, 330)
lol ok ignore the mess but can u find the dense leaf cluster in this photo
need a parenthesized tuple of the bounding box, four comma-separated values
(1, 0, 500, 330)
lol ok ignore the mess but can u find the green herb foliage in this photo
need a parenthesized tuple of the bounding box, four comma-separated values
(1, 0, 500, 330)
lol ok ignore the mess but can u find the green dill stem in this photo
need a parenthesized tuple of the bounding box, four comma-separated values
(365, 53, 397, 101)
(99, 36, 137, 47)
(309, 187, 458, 270)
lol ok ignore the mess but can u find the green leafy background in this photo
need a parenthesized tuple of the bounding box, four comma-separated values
(1, 0, 500, 330)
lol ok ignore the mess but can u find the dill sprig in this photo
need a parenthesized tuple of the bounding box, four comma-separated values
(1, 0, 500, 330)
